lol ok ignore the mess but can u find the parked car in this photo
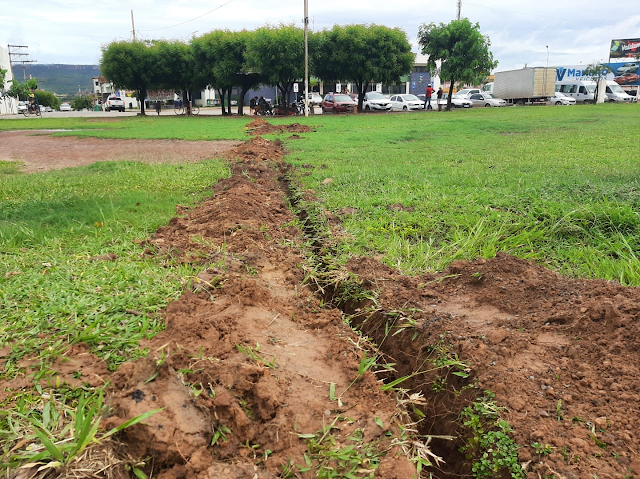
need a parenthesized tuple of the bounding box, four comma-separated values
(17, 101, 27, 113)
(363, 91, 391, 111)
(389, 94, 423, 111)
(547, 91, 576, 105)
(104, 96, 125, 112)
(454, 88, 482, 98)
(44, 106, 53, 112)
(468, 93, 508, 107)
(302, 92, 323, 106)
(321, 93, 356, 113)
(616, 63, 639, 76)
(59, 103, 72, 112)
(444, 93, 473, 108)
(614, 73, 640, 85)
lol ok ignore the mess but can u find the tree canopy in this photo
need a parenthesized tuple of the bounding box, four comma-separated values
(314, 25, 414, 108)
(245, 24, 305, 107)
(101, 41, 160, 115)
(418, 19, 497, 110)
(0, 68, 6, 91)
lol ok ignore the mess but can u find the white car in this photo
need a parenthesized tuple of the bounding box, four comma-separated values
(59, 103, 72, 111)
(17, 101, 27, 113)
(302, 92, 323, 106)
(455, 88, 482, 98)
(444, 93, 473, 108)
(547, 92, 575, 106)
(468, 93, 508, 107)
(363, 91, 391, 111)
(389, 94, 423, 111)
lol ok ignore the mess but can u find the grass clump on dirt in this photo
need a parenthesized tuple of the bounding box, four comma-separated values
(0, 159, 229, 379)
(284, 104, 640, 285)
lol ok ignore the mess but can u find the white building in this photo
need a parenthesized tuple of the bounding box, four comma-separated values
(0, 46, 18, 115)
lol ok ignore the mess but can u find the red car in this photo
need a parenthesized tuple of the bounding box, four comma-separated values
(614, 73, 639, 85)
(321, 93, 356, 113)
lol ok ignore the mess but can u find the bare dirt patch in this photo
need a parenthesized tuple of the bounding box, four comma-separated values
(0, 130, 240, 173)
(2, 125, 639, 478)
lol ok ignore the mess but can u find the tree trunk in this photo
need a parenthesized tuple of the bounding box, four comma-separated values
(226, 87, 232, 115)
(238, 86, 248, 115)
(139, 87, 147, 115)
(217, 89, 226, 115)
(447, 81, 455, 111)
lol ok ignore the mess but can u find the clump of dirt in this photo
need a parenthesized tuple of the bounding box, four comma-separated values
(246, 118, 313, 136)
(346, 253, 640, 478)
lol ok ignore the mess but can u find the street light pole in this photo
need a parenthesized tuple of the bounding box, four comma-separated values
(304, 0, 309, 117)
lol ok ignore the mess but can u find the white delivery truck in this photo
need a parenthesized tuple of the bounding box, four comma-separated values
(605, 81, 636, 103)
(492, 67, 556, 105)
(555, 80, 597, 103)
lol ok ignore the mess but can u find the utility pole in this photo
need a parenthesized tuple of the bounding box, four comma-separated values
(7, 45, 36, 81)
(303, 0, 309, 117)
(131, 10, 136, 41)
(456, 0, 461, 20)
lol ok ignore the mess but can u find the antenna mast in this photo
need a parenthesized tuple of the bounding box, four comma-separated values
(131, 10, 137, 41)
(456, 0, 461, 20)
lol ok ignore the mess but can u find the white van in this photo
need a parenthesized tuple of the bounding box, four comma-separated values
(482, 82, 493, 94)
(555, 80, 596, 103)
(605, 81, 636, 103)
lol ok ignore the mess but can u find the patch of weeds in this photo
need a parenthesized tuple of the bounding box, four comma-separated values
(531, 442, 553, 456)
(296, 415, 384, 478)
(0, 388, 161, 473)
(236, 343, 277, 369)
(0, 160, 24, 175)
(211, 425, 230, 446)
(459, 391, 525, 479)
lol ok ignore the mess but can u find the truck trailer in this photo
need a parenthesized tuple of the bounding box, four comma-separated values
(492, 67, 556, 105)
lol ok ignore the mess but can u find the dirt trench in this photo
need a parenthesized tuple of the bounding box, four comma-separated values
(6, 122, 639, 478)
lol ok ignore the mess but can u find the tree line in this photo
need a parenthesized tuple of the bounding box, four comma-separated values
(100, 23, 417, 115)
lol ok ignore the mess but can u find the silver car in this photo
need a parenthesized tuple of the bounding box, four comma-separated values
(389, 94, 423, 111)
(363, 91, 391, 111)
(468, 93, 508, 107)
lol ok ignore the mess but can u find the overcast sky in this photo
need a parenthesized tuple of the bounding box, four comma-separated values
(2, 0, 639, 72)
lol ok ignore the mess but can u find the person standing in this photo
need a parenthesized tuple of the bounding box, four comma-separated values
(437, 87, 444, 111)
(424, 84, 434, 109)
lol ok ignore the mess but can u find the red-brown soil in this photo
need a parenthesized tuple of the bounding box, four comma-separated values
(1, 125, 638, 479)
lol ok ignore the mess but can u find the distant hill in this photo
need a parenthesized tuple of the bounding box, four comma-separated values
(13, 64, 100, 97)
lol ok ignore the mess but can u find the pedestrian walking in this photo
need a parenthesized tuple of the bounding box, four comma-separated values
(437, 87, 443, 111)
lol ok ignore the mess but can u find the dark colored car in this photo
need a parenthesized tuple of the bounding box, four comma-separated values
(321, 93, 356, 113)
(614, 73, 639, 85)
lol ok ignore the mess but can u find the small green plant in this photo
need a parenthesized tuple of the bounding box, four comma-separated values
(531, 442, 553, 456)
(459, 391, 525, 479)
(556, 399, 565, 421)
(211, 425, 231, 446)
(236, 343, 277, 369)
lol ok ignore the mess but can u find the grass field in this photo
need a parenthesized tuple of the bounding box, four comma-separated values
(2, 108, 639, 378)
(0, 105, 638, 474)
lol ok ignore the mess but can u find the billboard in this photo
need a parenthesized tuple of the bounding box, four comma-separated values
(610, 38, 640, 59)
(555, 64, 639, 87)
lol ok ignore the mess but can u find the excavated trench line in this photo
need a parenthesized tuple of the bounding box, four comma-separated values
(279, 162, 479, 477)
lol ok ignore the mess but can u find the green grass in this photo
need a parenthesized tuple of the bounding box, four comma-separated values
(1, 159, 230, 379)
(282, 105, 640, 285)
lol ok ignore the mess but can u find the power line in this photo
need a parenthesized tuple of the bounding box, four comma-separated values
(138, 0, 237, 32)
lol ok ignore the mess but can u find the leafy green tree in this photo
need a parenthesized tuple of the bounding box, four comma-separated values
(245, 24, 305, 107)
(35, 90, 61, 110)
(418, 19, 497, 110)
(71, 95, 93, 111)
(192, 30, 262, 115)
(314, 25, 414, 108)
(7, 79, 38, 100)
(101, 41, 160, 115)
(0, 68, 6, 91)
(153, 40, 200, 115)
(583, 62, 611, 103)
